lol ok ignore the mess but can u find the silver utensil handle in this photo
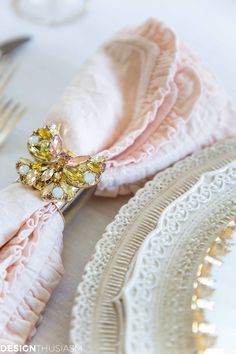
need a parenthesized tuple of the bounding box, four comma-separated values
(58, 186, 96, 224)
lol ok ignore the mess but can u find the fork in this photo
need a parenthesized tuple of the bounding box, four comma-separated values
(0, 59, 16, 91)
(0, 96, 26, 145)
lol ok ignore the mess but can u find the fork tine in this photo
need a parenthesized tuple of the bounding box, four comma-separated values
(0, 96, 6, 112)
(0, 99, 19, 129)
(0, 102, 26, 145)
(0, 105, 26, 140)
(0, 59, 17, 91)
(0, 97, 12, 116)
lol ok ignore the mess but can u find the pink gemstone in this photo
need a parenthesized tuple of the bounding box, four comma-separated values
(66, 155, 90, 167)
(50, 135, 62, 157)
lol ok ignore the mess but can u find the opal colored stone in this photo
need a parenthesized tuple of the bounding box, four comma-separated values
(19, 164, 30, 175)
(28, 135, 40, 145)
(84, 171, 96, 184)
(52, 186, 64, 199)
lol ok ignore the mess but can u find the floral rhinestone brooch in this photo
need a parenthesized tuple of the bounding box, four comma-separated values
(16, 124, 106, 202)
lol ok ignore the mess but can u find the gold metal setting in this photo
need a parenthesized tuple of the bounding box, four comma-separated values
(192, 219, 235, 354)
(16, 124, 106, 202)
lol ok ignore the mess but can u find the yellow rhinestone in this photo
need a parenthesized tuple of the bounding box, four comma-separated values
(29, 141, 52, 161)
(61, 182, 76, 198)
(32, 163, 42, 170)
(26, 170, 38, 186)
(42, 168, 54, 181)
(193, 310, 204, 323)
(37, 127, 51, 140)
(41, 140, 50, 149)
(18, 158, 32, 166)
(87, 162, 102, 173)
(222, 227, 233, 239)
(41, 184, 54, 200)
(53, 172, 62, 182)
(63, 166, 84, 186)
(77, 163, 88, 173)
(199, 264, 212, 277)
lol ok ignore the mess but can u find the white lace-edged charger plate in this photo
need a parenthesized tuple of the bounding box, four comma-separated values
(120, 160, 236, 354)
(70, 138, 236, 354)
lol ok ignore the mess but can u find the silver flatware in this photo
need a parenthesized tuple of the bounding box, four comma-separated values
(0, 60, 16, 91)
(0, 36, 31, 58)
(0, 96, 26, 145)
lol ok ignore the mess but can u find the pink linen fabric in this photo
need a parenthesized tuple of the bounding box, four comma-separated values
(47, 19, 236, 196)
(0, 17, 235, 346)
(0, 184, 64, 344)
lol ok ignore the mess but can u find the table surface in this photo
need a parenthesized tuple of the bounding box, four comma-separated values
(0, 0, 236, 349)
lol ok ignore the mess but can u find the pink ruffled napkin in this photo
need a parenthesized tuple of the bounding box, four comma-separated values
(48, 19, 236, 196)
(0, 185, 64, 344)
(0, 18, 235, 345)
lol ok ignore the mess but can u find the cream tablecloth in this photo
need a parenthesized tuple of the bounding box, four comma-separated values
(0, 0, 236, 348)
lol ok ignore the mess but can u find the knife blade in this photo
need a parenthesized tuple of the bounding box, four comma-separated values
(0, 36, 31, 57)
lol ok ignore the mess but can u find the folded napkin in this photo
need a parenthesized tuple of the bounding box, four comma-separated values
(48, 19, 236, 196)
(0, 185, 64, 344)
(0, 18, 235, 345)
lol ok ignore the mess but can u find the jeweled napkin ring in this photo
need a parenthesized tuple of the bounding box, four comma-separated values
(16, 124, 106, 203)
